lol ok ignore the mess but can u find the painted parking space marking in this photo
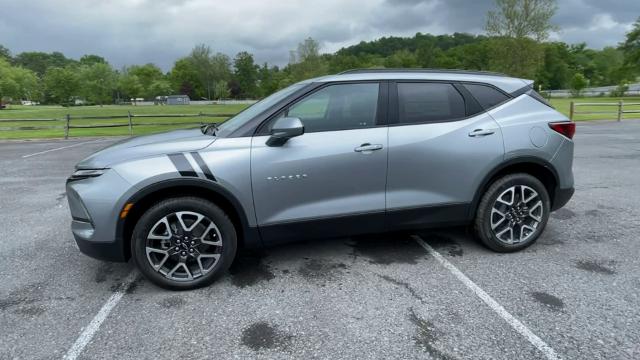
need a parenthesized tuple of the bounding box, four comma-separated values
(21, 138, 104, 159)
(63, 271, 139, 360)
(413, 235, 561, 360)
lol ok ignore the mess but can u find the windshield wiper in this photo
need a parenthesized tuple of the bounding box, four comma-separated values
(200, 123, 219, 136)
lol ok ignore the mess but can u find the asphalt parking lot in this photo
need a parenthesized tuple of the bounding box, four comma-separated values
(1, 120, 639, 360)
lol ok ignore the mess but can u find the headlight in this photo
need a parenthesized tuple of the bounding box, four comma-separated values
(68, 169, 108, 182)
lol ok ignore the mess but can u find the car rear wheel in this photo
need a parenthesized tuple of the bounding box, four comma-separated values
(131, 197, 237, 290)
(474, 173, 550, 252)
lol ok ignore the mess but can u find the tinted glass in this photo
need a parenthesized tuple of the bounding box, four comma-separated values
(464, 84, 510, 109)
(397, 83, 465, 124)
(286, 83, 379, 133)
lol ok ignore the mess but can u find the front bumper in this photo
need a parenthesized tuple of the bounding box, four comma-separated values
(66, 169, 132, 262)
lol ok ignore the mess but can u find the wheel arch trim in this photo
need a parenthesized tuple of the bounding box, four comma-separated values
(116, 178, 260, 260)
(469, 156, 560, 219)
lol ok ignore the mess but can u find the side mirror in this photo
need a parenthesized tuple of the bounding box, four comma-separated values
(266, 117, 304, 147)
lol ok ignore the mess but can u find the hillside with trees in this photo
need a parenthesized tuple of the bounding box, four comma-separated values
(0, 0, 639, 106)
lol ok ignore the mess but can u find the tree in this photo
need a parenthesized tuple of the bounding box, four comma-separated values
(169, 58, 202, 99)
(620, 17, 640, 72)
(80, 54, 107, 66)
(14, 51, 76, 77)
(486, 0, 558, 41)
(118, 70, 143, 102)
(44, 66, 80, 105)
(0, 45, 11, 61)
(126, 64, 165, 99)
(0, 59, 39, 102)
(148, 79, 172, 98)
(189, 44, 215, 99)
(80, 62, 116, 105)
(214, 81, 230, 99)
(233, 51, 258, 98)
(570, 73, 588, 97)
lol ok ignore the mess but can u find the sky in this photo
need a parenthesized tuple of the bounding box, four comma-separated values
(0, 0, 638, 71)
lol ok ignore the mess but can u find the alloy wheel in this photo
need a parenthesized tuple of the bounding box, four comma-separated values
(145, 211, 223, 281)
(490, 185, 543, 245)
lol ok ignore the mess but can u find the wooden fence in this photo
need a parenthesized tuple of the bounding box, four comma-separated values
(570, 101, 640, 121)
(0, 112, 235, 138)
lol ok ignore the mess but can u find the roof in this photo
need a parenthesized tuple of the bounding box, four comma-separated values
(306, 68, 531, 93)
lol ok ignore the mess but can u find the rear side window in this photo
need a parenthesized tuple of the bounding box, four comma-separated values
(397, 83, 465, 124)
(464, 84, 510, 110)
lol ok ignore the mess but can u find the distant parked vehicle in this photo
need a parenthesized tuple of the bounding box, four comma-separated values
(0, 103, 6, 110)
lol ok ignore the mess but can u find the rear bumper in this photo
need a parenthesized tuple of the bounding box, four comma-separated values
(551, 187, 574, 211)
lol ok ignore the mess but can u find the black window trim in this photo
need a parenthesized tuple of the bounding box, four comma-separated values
(254, 80, 389, 136)
(388, 79, 515, 127)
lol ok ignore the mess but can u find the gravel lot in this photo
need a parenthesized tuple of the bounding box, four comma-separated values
(1, 121, 639, 360)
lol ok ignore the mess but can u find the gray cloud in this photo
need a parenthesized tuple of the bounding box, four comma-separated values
(0, 0, 637, 71)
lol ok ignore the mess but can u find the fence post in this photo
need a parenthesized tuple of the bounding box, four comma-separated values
(617, 100, 623, 122)
(569, 101, 574, 121)
(64, 114, 70, 139)
(127, 111, 133, 136)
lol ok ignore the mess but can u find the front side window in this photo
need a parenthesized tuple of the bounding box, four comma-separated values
(284, 83, 380, 133)
(397, 82, 465, 124)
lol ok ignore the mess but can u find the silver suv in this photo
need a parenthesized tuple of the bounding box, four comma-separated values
(67, 69, 575, 290)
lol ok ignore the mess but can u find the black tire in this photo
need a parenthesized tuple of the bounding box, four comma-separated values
(474, 173, 550, 252)
(131, 197, 237, 290)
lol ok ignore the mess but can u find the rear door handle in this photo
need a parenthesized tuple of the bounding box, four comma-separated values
(354, 143, 383, 153)
(468, 129, 495, 137)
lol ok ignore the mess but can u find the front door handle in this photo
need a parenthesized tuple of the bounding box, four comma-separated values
(468, 129, 496, 137)
(354, 143, 383, 153)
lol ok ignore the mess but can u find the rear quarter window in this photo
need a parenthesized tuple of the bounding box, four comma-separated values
(463, 84, 510, 110)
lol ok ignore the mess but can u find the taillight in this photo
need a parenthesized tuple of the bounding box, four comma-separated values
(549, 122, 575, 139)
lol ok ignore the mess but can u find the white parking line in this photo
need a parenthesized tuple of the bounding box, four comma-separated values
(63, 271, 139, 360)
(21, 139, 104, 159)
(413, 235, 561, 360)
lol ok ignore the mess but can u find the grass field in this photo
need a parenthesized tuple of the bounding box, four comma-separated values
(1, 97, 639, 139)
(0, 104, 248, 139)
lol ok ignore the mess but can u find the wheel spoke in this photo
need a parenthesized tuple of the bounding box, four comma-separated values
(200, 222, 223, 246)
(167, 262, 193, 280)
(496, 226, 513, 244)
(197, 254, 221, 275)
(145, 247, 169, 271)
(491, 208, 507, 230)
(528, 200, 543, 222)
(496, 186, 515, 206)
(147, 216, 172, 240)
(520, 185, 538, 204)
(520, 224, 536, 241)
(176, 211, 205, 232)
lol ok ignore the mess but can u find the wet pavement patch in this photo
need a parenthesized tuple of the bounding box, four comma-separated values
(94, 263, 115, 283)
(0, 282, 44, 312)
(240, 321, 292, 351)
(552, 208, 576, 220)
(530, 291, 564, 311)
(348, 235, 425, 265)
(159, 296, 186, 309)
(584, 209, 604, 217)
(422, 234, 463, 257)
(408, 308, 452, 360)
(14, 305, 46, 317)
(229, 252, 276, 288)
(575, 259, 616, 275)
(378, 274, 424, 303)
(298, 258, 348, 281)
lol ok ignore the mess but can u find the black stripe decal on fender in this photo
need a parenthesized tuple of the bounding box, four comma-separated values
(190, 152, 216, 181)
(168, 153, 197, 177)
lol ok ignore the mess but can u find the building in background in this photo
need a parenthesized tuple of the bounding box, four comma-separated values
(166, 95, 190, 105)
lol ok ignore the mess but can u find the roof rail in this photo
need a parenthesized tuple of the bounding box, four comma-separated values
(338, 68, 507, 77)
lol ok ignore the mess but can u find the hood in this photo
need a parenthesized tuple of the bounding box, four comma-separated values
(76, 129, 215, 169)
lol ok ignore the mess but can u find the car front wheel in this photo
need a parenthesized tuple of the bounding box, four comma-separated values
(131, 197, 237, 290)
(474, 173, 550, 252)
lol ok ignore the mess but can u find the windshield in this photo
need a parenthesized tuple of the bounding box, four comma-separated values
(214, 83, 307, 137)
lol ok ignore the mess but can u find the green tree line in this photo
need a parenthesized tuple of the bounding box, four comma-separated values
(1, 1, 639, 106)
